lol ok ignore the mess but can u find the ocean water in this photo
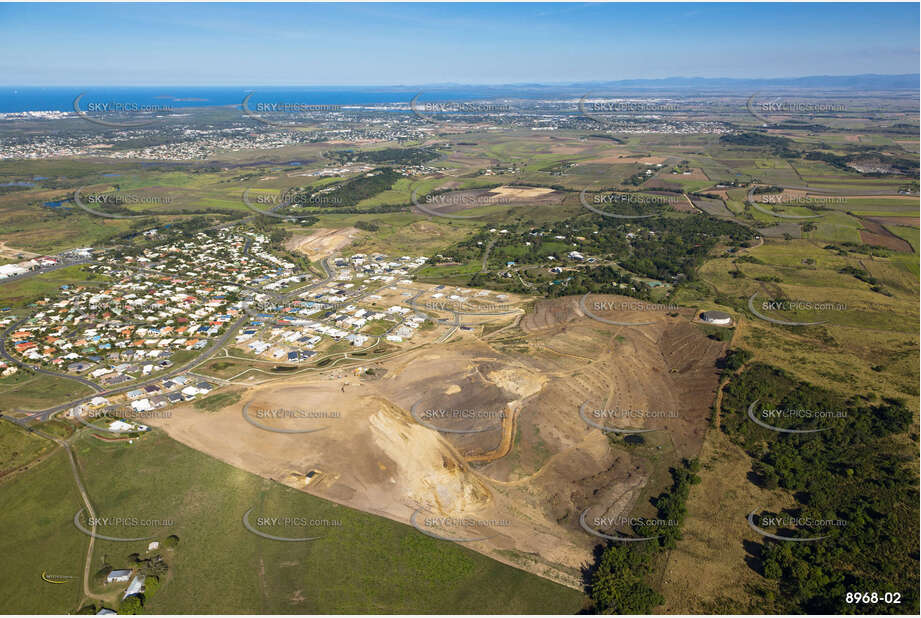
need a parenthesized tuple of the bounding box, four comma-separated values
(0, 87, 497, 114)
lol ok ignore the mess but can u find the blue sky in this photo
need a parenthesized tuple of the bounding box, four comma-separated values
(0, 2, 918, 85)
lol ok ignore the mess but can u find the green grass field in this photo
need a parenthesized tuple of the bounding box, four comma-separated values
(888, 225, 920, 252)
(0, 446, 87, 613)
(698, 238, 919, 402)
(0, 418, 55, 476)
(0, 265, 108, 309)
(0, 372, 95, 410)
(0, 428, 587, 614)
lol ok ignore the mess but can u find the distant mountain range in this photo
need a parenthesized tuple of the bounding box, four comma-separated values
(407, 74, 920, 93)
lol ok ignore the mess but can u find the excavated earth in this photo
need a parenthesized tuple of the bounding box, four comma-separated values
(148, 294, 727, 588)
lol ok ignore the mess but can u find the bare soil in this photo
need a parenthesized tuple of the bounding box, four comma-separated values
(285, 227, 363, 260)
(858, 217, 913, 252)
(147, 294, 726, 589)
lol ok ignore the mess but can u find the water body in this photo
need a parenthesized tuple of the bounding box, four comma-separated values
(0, 87, 497, 114)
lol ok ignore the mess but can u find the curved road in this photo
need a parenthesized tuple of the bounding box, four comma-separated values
(15, 256, 336, 421)
(0, 317, 105, 393)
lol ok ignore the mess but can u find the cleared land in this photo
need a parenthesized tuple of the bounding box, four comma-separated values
(285, 227, 363, 261)
(145, 294, 727, 589)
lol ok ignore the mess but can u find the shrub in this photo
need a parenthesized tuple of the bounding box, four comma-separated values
(119, 595, 143, 614)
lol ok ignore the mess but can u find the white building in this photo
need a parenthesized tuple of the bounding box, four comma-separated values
(109, 420, 134, 433)
(700, 310, 732, 325)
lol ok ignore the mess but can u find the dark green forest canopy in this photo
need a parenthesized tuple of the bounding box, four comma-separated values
(721, 363, 918, 614)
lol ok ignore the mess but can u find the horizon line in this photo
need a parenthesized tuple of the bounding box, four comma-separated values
(2, 73, 919, 89)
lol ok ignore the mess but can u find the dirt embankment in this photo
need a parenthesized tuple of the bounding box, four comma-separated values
(0, 241, 39, 260)
(147, 294, 726, 589)
(285, 227, 362, 260)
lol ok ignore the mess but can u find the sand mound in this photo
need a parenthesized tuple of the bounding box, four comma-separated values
(369, 402, 490, 516)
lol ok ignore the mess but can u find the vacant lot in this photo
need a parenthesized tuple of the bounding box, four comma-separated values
(285, 227, 362, 261)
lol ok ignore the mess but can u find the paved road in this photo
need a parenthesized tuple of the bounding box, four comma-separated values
(19, 311, 251, 421)
(0, 258, 93, 286)
(391, 285, 515, 341)
(278, 257, 334, 303)
(16, 257, 337, 422)
(0, 316, 105, 393)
